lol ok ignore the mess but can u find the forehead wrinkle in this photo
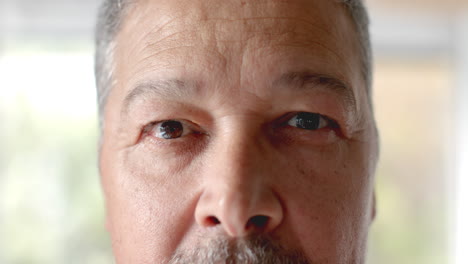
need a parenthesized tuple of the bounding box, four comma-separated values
(120, 0, 353, 60)
(146, 20, 238, 50)
(146, 16, 337, 47)
(116, 7, 178, 62)
(137, 22, 236, 67)
(138, 14, 189, 47)
(124, 7, 351, 73)
(238, 19, 350, 71)
(146, 29, 198, 50)
(136, 45, 195, 67)
(190, 17, 351, 73)
(240, 17, 334, 40)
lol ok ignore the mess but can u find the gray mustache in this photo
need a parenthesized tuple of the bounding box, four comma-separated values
(167, 235, 311, 264)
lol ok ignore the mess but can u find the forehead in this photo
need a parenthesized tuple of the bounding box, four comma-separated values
(113, 0, 364, 107)
(122, 0, 349, 45)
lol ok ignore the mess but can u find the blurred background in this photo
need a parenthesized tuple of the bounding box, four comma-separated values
(0, 0, 467, 263)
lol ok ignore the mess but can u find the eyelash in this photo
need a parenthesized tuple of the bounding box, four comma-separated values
(283, 112, 338, 130)
(141, 112, 340, 143)
(142, 119, 198, 140)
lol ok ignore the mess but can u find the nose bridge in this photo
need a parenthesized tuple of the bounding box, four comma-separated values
(210, 116, 269, 188)
(221, 125, 264, 181)
(194, 120, 283, 237)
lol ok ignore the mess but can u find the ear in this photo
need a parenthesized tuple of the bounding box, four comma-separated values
(371, 191, 377, 222)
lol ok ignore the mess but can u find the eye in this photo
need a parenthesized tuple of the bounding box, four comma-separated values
(148, 120, 192, 140)
(287, 112, 334, 130)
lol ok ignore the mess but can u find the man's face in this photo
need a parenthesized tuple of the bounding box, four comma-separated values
(99, 0, 378, 263)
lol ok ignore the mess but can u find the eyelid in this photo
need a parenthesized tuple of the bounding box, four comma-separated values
(143, 119, 203, 139)
(155, 121, 191, 138)
(287, 113, 330, 129)
(281, 112, 338, 128)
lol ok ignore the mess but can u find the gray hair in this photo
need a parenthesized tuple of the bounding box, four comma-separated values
(94, 0, 372, 128)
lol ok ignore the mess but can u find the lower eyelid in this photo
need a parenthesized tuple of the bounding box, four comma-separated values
(277, 126, 339, 145)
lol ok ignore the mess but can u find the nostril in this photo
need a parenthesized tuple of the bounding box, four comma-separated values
(246, 215, 270, 231)
(206, 216, 221, 226)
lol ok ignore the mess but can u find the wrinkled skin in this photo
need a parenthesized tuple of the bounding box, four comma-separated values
(99, 0, 379, 263)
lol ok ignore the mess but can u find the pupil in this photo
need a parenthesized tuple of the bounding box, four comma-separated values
(296, 112, 320, 130)
(160, 121, 183, 139)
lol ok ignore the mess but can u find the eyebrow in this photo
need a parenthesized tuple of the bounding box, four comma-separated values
(273, 71, 357, 113)
(122, 79, 199, 116)
(122, 71, 356, 117)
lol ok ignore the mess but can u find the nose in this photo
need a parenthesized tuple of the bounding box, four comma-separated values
(194, 130, 283, 237)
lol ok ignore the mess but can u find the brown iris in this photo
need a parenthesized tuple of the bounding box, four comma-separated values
(159, 120, 184, 139)
(295, 112, 320, 130)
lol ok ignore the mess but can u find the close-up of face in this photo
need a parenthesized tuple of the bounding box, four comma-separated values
(98, 0, 379, 263)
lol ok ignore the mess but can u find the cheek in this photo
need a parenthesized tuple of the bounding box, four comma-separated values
(277, 140, 373, 261)
(101, 147, 200, 263)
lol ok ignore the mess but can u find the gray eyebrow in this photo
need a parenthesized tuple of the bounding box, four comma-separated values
(122, 72, 357, 118)
(122, 79, 198, 116)
(273, 71, 357, 114)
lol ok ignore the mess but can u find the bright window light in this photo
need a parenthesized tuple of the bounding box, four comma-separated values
(454, 13, 468, 264)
